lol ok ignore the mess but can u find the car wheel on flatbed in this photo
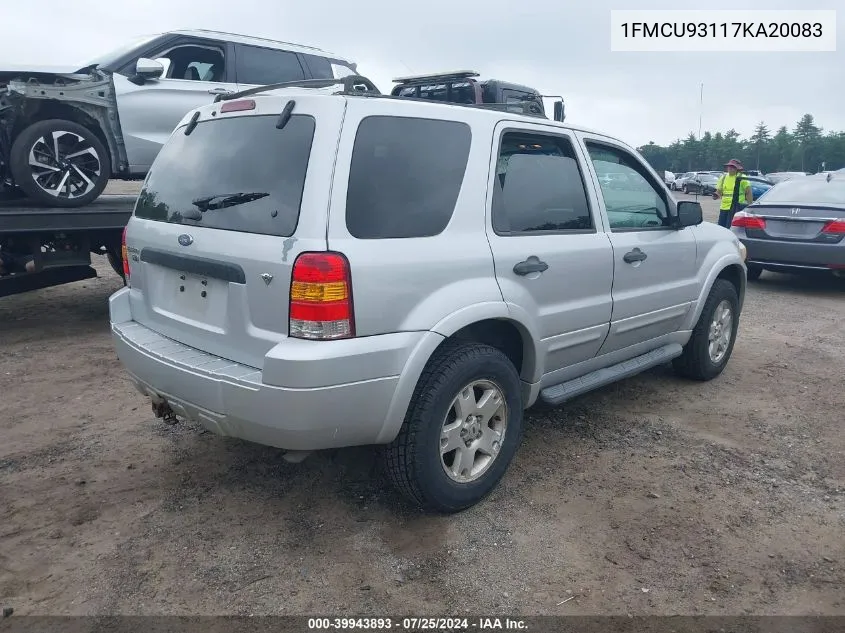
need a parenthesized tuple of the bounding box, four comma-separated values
(9, 119, 111, 208)
(673, 279, 740, 381)
(381, 340, 523, 513)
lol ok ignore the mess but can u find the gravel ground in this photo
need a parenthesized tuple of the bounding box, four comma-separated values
(1, 189, 843, 616)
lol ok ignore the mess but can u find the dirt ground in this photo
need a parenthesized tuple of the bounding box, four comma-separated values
(1, 190, 843, 617)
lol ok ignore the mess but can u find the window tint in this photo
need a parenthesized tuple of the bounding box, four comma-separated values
(585, 142, 670, 230)
(157, 45, 225, 82)
(492, 132, 593, 234)
(301, 55, 358, 80)
(346, 116, 471, 239)
(301, 53, 333, 79)
(236, 45, 305, 85)
(134, 114, 315, 237)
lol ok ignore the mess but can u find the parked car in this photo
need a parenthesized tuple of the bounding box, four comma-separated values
(678, 171, 714, 194)
(765, 171, 807, 185)
(110, 77, 747, 512)
(732, 171, 845, 280)
(745, 175, 773, 200)
(389, 70, 563, 122)
(664, 171, 675, 187)
(0, 30, 361, 207)
(683, 172, 720, 195)
(672, 172, 694, 191)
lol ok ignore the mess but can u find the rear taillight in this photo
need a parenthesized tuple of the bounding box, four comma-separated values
(821, 220, 845, 234)
(121, 225, 130, 284)
(289, 252, 354, 340)
(732, 212, 766, 230)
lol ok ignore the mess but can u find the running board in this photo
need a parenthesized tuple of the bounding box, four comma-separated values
(539, 343, 684, 406)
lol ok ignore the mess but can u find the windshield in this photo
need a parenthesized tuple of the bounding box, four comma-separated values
(134, 114, 316, 236)
(755, 176, 845, 206)
(699, 174, 718, 182)
(82, 34, 160, 69)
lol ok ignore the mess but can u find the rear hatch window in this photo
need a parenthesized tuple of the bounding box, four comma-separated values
(134, 113, 315, 237)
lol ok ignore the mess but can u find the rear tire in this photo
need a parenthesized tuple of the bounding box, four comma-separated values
(380, 340, 523, 513)
(9, 119, 111, 208)
(746, 264, 763, 281)
(673, 279, 739, 381)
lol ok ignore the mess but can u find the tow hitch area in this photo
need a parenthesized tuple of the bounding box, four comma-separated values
(151, 397, 178, 425)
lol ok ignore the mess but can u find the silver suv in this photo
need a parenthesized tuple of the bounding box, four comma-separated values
(110, 78, 747, 512)
(0, 30, 358, 207)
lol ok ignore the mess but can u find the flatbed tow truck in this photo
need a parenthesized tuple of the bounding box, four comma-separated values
(0, 194, 132, 297)
(2, 70, 563, 298)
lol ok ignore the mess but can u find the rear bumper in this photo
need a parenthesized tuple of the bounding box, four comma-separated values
(109, 288, 432, 451)
(736, 235, 845, 269)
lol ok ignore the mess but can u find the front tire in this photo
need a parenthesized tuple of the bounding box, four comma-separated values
(381, 340, 524, 513)
(9, 119, 111, 207)
(673, 279, 740, 381)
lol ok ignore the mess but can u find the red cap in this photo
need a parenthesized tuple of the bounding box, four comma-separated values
(724, 159, 743, 170)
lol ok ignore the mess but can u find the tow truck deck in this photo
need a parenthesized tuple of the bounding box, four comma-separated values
(0, 194, 134, 297)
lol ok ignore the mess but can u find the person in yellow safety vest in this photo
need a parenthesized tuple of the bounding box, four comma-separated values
(714, 158, 753, 228)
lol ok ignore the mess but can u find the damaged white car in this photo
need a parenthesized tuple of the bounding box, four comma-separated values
(0, 29, 360, 207)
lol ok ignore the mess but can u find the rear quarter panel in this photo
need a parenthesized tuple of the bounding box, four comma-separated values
(325, 99, 506, 337)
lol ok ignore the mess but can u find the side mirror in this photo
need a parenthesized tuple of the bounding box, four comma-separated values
(553, 101, 564, 122)
(676, 200, 702, 227)
(129, 58, 164, 84)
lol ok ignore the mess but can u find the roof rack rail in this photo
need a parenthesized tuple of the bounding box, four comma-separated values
(214, 75, 381, 102)
(392, 70, 480, 84)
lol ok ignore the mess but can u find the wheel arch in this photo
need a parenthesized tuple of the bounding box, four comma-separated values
(684, 258, 746, 330)
(11, 101, 118, 176)
(375, 307, 540, 445)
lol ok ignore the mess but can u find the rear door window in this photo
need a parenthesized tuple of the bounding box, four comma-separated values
(235, 45, 306, 85)
(345, 116, 471, 239)
(134, 114, 315, 237)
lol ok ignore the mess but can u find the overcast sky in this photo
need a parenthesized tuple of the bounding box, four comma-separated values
(2, 0, 842, 148)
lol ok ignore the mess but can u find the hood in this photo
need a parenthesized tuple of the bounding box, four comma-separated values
(0, 64, 93, 81)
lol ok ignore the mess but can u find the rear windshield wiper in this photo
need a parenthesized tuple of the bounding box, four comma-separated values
(191, 192, 270, 212)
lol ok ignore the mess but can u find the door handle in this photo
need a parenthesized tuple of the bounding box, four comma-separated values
(623, 248, 647, 264)
(207, 87, 232, 95)
(513, 256, 548, 275)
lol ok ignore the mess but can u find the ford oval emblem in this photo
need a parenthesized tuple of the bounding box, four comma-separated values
(178, 234, 193, 246)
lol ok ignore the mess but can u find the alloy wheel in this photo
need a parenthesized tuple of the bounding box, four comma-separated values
(27, 130, 102, 200)
(440, 380, 508, 483)
(708, 299, 734, 364)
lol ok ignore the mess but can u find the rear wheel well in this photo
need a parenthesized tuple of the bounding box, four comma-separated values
(448, 319, 530, 378)
(12, 102, 110, 159)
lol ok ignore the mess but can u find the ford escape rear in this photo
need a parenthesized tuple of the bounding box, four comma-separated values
(111, 78, 747, 513)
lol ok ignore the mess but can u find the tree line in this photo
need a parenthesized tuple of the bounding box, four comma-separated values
(637, 114, 845, 175)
